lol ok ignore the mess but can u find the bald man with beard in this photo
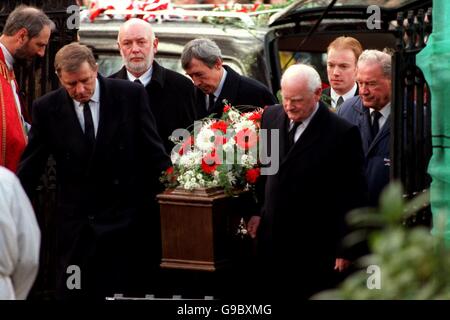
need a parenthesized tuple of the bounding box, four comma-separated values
(110, 18, 197, 154)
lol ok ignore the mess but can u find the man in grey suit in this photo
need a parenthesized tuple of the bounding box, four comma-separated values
(338, 49, 392, 206)
(181, 38, 277, 119)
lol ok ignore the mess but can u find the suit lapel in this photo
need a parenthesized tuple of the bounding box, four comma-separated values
(273, 108, 289, 161)
(367, 114, 390, 155)
(112, 66, 128, 80)
(93, 76, 121, 162)
(55, 89, 92, 158)
(196, 88, 208, 119)
(281, 103, 326, 166)
(212, 66, 239, 113)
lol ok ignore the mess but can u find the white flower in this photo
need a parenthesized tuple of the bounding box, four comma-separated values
(195, 127, 215, 151)
(222, 139, 235, 153)
(240, 154, 256, 167)
(234, 120, 255, 132)
(228, 110, 241, 122)
(179, 151, 202, 169)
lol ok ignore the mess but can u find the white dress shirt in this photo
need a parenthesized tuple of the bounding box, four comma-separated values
(206, 67, 228, 108)
(73, 78, 100, 137)
(330, 83, 358, 109)
(127, 66, 153, 87)
(289, 102, 320, 143)
(0, 167, 40, 300)
(370, 103, 391, 131)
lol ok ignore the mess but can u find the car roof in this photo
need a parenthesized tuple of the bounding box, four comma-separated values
(269, 0, 429, 27)
(79, 20, 266, 54)
(79, 19, 272, 86)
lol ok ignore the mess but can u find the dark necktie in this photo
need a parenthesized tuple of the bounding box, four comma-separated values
(208, 94, 215, 111)
(336, 96, 344, 111)
(371, 110, 382, 139)
(134, 78, 142, 85)
(287, 121, 301, 150)
(83, 102, 95, 152)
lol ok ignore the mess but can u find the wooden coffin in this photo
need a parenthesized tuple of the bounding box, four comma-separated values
(157, 187, 249, 272)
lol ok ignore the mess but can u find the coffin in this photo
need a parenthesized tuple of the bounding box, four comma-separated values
(157, 187, 251, 272)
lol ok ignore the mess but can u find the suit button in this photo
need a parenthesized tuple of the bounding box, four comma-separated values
(113, 179, 119, 185)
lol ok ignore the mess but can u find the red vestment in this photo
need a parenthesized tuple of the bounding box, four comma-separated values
(0, 49, 27, 172)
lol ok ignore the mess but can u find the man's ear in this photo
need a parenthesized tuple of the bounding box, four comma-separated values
(314, 87, 323, 100)
(153, 37, 159, 54)
(214, 58, 223, 70)
(16, 28, 28, 44)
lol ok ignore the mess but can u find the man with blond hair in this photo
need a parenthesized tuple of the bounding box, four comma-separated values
(323, 36, 363, 110)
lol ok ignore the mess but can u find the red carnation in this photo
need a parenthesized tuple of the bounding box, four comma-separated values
(166, 166, 174, 175)
(201, 150, 220, 174)
(179, 136, 194, 155)
(245, 168, 261, 184)
(234, 128, 258, 150)
(223, 104, 231, 113)
(210, 120, 228, 134)
(248, 112, 262, 122)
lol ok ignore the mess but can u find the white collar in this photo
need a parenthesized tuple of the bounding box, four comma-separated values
(330, 83, 357, 106)
(127, 66, 153, 87)
(213, 67, 227, 98)
(0, 42, 15, 69)
(370, 102, 391, 118)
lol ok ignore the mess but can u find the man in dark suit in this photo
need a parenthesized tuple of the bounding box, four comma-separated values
(109, 18, 196, 154)
(322, 36, 362, 111)
(247, 64, 367, 299)
(181, 38, 277, 119)
(338, 50, 392, 207)
(17, 43, 171, 300)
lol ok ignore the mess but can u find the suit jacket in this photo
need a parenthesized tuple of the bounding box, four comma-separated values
(196, 65, 277, 119)
(17, 75, 171, 300)
(109, 61, 197, 154)
(338, 96, 390, 206)
(258, 102, 367, 298)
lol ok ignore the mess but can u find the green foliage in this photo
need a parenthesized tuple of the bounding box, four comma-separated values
(314, 182, 450, 299)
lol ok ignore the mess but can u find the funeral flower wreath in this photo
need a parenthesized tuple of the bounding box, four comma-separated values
(161, 101, 263, 196)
